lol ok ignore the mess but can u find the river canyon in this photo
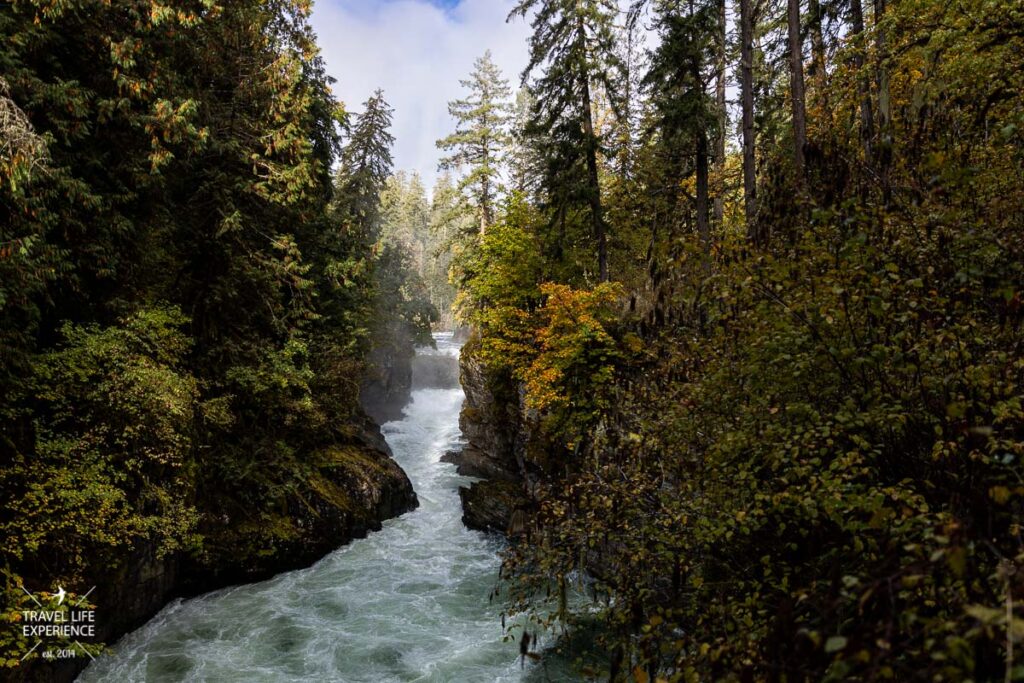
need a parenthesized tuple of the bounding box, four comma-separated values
(76, 334, 564, 682)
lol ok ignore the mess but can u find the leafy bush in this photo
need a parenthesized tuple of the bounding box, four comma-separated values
(524, 282, 626, 450)
(1, 306, 200, 583)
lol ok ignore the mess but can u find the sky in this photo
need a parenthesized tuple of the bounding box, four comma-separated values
(310, 0, 532, 190)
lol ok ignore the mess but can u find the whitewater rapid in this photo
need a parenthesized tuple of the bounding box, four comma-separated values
(78, 333, 543, 682)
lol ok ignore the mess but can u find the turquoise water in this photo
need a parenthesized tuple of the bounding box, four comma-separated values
(78, 333, 556, 682)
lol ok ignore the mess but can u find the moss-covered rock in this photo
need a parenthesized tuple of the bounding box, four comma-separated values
(183, 429, 417, 591)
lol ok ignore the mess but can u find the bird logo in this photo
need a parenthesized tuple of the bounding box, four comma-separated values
(54, 586, 66, 606)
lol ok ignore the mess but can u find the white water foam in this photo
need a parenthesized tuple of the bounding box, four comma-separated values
(77, 333, 556, 682)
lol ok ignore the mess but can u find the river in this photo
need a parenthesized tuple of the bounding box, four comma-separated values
(78, 333, 556, 682)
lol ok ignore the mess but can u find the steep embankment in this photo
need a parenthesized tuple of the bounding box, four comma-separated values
(445, 332, 531, 534)
(14, 411, 416, 683)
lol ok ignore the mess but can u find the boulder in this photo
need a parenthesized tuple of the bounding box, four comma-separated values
(458, 480, 525, 534)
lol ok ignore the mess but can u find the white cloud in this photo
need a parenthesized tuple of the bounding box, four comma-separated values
(310, 0, 531, 190)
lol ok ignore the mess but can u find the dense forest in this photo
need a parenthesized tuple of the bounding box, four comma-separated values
(441, 0, 1024, 680)
(0, 0, 435, 675)
(2, 0, 1024, 680)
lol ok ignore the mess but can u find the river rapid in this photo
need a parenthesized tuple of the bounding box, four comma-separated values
(78, 333, 556, 682)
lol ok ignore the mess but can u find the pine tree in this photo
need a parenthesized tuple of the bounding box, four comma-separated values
(380, 171, 431, 277)
(428, 172, 473, 324)
(336, 90, 395, 248)
(311, 90, 394, 344)
(644, 0, 719, 251)
(787, 0, 808, 180)
(507, 88, 546, 200)
(510, 0, 622, 282)
(713, 0, 728, 226)
(739, 0, 759, 235)
(436, 51, 512, 235)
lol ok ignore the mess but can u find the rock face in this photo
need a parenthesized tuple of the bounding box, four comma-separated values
(411, 349, 460, 390)
(361, 341, 415, 424)
(449, 333, 530, 534)
(362, 333, 463, 422)
(19, 413, 416, 683)
(181, 415, 418, 590)
(455, 336, 524, 481)
(458, 480, 522, 533)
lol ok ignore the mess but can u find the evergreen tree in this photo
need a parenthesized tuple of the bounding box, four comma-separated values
(332, 93, 435, 347)
(644, 0, 719, 249)
(0, 0, 390, 635)
(380, 171, 431, 277)
(436, 51, 512, 235)
(739, 0, 759, 235)
(311, 91, 395, 352)
(335, 90, 396, 248)
(507, 88, 546, 200)
(425, 173, 464, 325)
(510, 0, 623, 282)
(787, 0, 808, 181)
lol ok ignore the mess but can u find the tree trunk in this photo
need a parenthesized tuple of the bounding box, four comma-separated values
(573, 9, 608, 282)
(581, 69, 608, 282)
(714, 0, 727, 226)
(787, 0, 807, 181)
(480, 171, 490, 235)
(694, 57, 711, 253)
(874, 0, 891, 131)
(739, 0, 758, 238)
(808, 0, 827, 101)
(850, 0, 874, 160)
(696, 128, 711, 253)
(874, 0, 892, 202)
(621, 24, 635, 180)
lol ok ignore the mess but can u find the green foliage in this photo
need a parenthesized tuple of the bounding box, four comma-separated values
(455, 193, 544, 372)
(523, 282, 625, 449)
(373, 241, 437, 349)
(457, 193, 629, 451)
(510, 0, 622, 280)
(486, 0, 1024, 680)
(2, 306, 200, 581)
(436, 50, 512, 231)
(0, 0, 432, 667)
(335, 90, 394, 250)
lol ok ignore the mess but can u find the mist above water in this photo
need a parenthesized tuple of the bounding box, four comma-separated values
(411, 341, 461, 391)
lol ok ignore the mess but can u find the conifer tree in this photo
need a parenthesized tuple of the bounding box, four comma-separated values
(380, 171, 431, 277)
(787, 0, 808, 180)
(507, 88, 546, 200)
(436, 51, 512, 235)
(645, 0, 718, 250)
(510, 0, 622, 282)
(739, 0, 758, 234)
(336, 90, 395, 248)
(424, 173, 462, 325)
(313, 90, 395, 343)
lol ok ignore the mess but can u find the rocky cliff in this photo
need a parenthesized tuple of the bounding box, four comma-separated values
(451, 335, 522, 481)
(360, 341, 415, 425)
(446, 333, 531, 534)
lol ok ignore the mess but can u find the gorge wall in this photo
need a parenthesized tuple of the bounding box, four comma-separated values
(444, 332, 533, 535)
